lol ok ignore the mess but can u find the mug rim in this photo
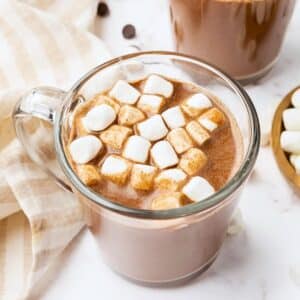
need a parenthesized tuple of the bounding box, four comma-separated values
(54, 51, 260, 219)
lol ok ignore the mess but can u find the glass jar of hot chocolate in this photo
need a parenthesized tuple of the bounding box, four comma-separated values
(170, 0, 296, 83)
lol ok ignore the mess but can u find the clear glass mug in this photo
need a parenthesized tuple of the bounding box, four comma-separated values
(170, 0, 296, 83)
(13, 52, 260, 284)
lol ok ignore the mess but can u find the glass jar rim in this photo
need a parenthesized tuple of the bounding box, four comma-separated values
(54, 51, 260, 220)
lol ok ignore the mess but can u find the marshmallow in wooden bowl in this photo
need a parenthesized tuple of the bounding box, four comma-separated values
(290, 154, 300, 175)
(272, 86, 300, 189)
(291, 88, 300, 108)
(282, 108, 300, 131)
(280, 88, 300, 156)
(280, 131, 300, 154)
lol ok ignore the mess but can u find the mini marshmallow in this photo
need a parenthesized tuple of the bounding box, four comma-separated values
(182, 176, 215, 202)
(179, 148, 207, 175)
(120, 59, 146, 82)
(123, 135, 151, 163)
(155, 168, 187, 191)
(76, 164, 102, 186)
(198, 108, 225, 132)
(143, 75, 173, 98)
(282, 108, 300, 131)
(69, 135, 103, 164)
(280, 131, 300, 154)
(100, 155, 132, 185)
(130, 164, 157, 190)
(100, 125, 132, 150)
(291, 89, 300, 108)
(82, 104, 116, 131)
(162, 106, 186, 129)
(94, 95, 120, 113)
(137, 115, 168, 141)
(186, 121, 210, 146)
(167, 128, 193, 154)
(118, 105, 145, 126)
(290, 154, 300, 175)
(109, 80, 140, 104)
(181, 93, 212, 117)
(137, 94, 165, 115)
(198, 118, 218, 132)
(290, 154, 298, 165)
(151, 192, 184, 210)
(151, 140, 178, 169)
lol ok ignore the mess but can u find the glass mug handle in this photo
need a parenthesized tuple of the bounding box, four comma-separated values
(13, 86, 73, 192)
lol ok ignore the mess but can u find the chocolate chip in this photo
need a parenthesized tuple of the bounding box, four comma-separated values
(122, 24, 136, 39)
(97, 2, 109, 17)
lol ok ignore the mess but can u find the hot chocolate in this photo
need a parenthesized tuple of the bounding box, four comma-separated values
(170, 0, 295, 81)
(66, 74, 242, 210)
(13, 51, 260, 284)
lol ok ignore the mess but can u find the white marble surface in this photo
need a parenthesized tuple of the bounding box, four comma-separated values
(41, 1, 300, 299)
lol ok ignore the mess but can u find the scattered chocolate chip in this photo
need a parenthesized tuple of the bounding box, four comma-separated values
(97, 2, 109, 17)
(122, 24, 136, 39)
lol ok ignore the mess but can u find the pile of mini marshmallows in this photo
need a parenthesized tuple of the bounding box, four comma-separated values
(280, 88, 300, 174)
(69, 74, 225, 209)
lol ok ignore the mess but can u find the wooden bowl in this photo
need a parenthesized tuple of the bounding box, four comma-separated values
(271, 86, 300, 190)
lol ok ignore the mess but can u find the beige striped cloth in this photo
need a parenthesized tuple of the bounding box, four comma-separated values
(0, 1, 111, 299)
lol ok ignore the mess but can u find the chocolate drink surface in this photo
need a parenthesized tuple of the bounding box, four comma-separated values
(170, 0, 295, 80)
(67, 75, 243, 210)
